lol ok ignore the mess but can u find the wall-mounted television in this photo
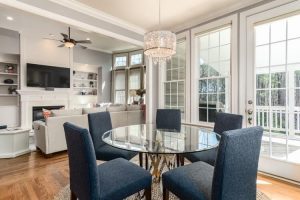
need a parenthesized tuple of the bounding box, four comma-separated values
(27, 63, 70, 88)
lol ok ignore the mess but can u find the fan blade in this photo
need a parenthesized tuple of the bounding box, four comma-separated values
(43, 38, 63, 42)
(77, 44, 87, 49)
(61, 33, 68, 39)
(76, 40, 92, 44)
(57, 44, 65, 47)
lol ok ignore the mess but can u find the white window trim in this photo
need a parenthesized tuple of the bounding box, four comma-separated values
(113, 53, 128, 68)
(129, 50, 144, 67)
(158, 31, 191, 123)
(190, 14, 238, 127)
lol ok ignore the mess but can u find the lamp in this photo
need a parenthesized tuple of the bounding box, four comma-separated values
(64, 41, 75, 48)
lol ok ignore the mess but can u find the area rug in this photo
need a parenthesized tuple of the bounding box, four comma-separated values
(54, 183, 271, 200)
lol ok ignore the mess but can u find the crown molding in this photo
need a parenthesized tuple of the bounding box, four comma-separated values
(0, 0, 143, 46)
(49, 0, 146, 35)
(85, 46, 112, 54)
(172, 0, 271, 33)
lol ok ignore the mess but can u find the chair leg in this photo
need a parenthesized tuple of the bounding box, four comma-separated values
(176, 154, 180, 167)
(163, 187, 169, 200)
(139, 152, 143, 167)
(180, 155, 184, 166)
(145, 153, 148, 170)
(144, 186, 151, 200)
(70, 190, 77, 200)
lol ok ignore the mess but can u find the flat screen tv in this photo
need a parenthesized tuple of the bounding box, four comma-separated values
(27, 63, 70, 88)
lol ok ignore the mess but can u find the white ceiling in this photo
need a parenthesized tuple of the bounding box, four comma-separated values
(75, 0, 264, 30)
(0, 4, 138, 53)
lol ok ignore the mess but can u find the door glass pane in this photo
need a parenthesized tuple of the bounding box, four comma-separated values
(255, 14, 300, 164)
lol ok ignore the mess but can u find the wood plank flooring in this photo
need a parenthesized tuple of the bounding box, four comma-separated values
(0, 151, 300, 200)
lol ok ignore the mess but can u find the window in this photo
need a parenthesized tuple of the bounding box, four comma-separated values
(128, 69, 141, 103)
(114, 70, 126, 104)
(112, 51, 146, 104)
(164, 40, 186, 119)
(130, 54, 142, 65)
(114, 56, 127, 67)
(196, 26, 231, 123)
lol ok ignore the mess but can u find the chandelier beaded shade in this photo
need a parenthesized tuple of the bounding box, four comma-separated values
(144, 30, 176, 64)
(144, 0, 176, 64)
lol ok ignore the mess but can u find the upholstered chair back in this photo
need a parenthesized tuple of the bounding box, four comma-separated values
(156, 109, 181, 131)
(63, 122, 100, 200)
(212, 126, 263, 200)
(213, 112, 243, 135)
(88, 112, 112, 149)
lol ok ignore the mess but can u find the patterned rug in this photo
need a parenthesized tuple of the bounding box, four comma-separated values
(55, 157, 271, 200)
(54, 183, 271, 200)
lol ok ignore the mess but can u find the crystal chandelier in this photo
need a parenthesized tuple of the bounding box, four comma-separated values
(144, 0, 176, 64)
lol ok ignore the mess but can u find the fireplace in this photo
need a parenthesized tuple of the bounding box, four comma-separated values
(32, 105, 64, 122)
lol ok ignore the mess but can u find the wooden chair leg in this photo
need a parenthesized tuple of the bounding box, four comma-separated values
(176, 154, 180, 167)
(139, 152, 143, 167)
(163, 187, 169, 200)
(144, 186, 151, 200)
(180, 155, 184, 166)
(145, 153, 148, 170)
(70, 190, 77, 200)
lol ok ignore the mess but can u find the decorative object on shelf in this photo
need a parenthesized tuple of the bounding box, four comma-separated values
(144, 0, 176, 64)
(136, 89, 146, 104)
(80, 90, 87, 95)
(0, 124, 7, 129)
(4, 79, 14, 84)
(89, 81, 94, 88)
(73, 70, 76, 75)
(5, 65, 15, 73)
(8, 86, 17, 95)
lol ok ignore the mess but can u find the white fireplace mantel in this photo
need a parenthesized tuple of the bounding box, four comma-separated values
(17, 90, 72, 128)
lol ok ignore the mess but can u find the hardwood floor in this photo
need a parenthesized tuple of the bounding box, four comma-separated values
(0, 151, 300, 200)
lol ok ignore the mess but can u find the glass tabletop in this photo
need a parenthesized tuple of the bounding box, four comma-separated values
(102, 124, 220, 154)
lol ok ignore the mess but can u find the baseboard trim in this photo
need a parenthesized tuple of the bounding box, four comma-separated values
(258, 171, 300, 186)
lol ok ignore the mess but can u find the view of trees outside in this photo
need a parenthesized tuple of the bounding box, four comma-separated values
(255, 14, 300, 163)
(197, 26, 231, 122)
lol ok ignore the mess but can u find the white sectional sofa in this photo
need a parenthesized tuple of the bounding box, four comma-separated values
(33, 105, 145, 155)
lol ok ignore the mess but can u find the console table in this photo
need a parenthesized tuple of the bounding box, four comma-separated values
(0, 128, 31, 158)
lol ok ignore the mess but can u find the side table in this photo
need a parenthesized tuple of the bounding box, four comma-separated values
(0, 128, 31, 158)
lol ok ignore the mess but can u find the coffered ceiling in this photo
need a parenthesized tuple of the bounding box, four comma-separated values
(75, 0, 264, 30)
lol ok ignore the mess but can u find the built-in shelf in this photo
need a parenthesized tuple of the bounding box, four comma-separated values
(0, 83, 18, 86)
(0, 94, 18, 97)
(0, 72, 18, 76)
(73, 78, 97, 81)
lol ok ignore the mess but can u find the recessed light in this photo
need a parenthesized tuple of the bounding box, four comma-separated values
(86, 38, 90, 40)
(6, 16, 14, 21)
(49, 34, 55, 37)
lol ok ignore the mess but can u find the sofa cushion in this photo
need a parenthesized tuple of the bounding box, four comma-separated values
(126, 105, 141, 111)
(83, 107, 106, 114)
(107, 105, 126, 112)
(52, 109, 82, 117)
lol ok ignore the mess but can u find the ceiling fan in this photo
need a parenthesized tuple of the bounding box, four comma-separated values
(45, 27, 92, 49)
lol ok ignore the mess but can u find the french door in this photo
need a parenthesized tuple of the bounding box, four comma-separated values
(243, 1, 300, 182)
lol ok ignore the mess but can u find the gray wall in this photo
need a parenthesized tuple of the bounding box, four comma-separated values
(73, 48, 112, 102)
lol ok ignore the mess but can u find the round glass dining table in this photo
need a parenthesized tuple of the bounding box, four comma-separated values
(102, 124, 220, 180)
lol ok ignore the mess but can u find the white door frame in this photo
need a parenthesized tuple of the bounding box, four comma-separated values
(239, 0, 300, 182)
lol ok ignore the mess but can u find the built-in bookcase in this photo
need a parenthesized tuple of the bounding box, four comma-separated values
(73, 70, 98, 96)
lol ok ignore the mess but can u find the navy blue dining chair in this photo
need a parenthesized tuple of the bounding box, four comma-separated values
(63, 122, 152, 200)
(184, 112, 243, 166)
(87, 112, 138, 162)
(156, 109, 181, 131)
(162, 126, 263, 200)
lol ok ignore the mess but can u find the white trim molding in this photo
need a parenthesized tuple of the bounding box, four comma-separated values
(0, 0, 144, 46)
(49, 0, 146, 35)
(190, 14, 239, 126)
